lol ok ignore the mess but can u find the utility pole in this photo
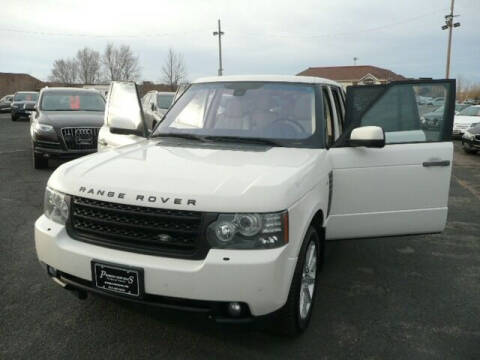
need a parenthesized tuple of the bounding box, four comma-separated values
(213, 19, 224, 76)
(353, 57, 358, 66)
(442, 0, 460, 79)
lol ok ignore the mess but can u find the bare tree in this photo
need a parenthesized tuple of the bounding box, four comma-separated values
(102, 43, 140, 81)
(161, 48, 187, 91)
(76, 47, 101, 84)
(49, 58, 79, 84)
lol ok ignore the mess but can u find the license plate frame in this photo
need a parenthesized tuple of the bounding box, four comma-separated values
(92, 261, 144, 298)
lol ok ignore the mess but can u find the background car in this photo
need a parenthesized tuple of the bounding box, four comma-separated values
(11, 91, 39, 121)
(462, 123, 480, 154)
(30, 87, 105, 168)
(427, 97, 445, 107)
(141, 91, 175, 130)
(0, 94, 13, 113)
(452, 105, 480, 137)
(421, 104, 471, 129)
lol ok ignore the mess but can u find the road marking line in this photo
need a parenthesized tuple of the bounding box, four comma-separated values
(453, 175, 480, 201)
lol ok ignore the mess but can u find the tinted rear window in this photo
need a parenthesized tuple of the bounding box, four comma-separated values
(41, 91, 105, 111)
(14, 93, 38, 101)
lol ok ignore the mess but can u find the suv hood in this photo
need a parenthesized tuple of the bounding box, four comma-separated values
(40, 111, 104, 128)
(49, 141, 325, 212)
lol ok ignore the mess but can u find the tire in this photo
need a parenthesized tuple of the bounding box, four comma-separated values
(33, 152, 48, 169)
(463, 142, 478, 154)
(273, 225, 323, 336)
(11, 114, 17, 121)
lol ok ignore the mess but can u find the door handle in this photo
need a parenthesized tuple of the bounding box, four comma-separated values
(422, 160, 450, 167)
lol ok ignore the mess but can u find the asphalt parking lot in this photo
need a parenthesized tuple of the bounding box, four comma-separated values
(0, 113, 479, 359)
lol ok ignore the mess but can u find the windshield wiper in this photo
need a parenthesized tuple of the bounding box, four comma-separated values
(152, 133, 207, 142)
(204, 136, 282, 146)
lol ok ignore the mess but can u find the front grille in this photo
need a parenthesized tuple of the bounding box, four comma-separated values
(61, 127, 99, 150)
(36, 140, 61, 149)
(67, 196, 211, 259)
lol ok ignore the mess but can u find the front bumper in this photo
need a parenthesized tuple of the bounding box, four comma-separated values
(462, 137, 480, 150)
(35, 215, 296, 317)
(11, 108, 30, 118)
(33, 143, 96, 159)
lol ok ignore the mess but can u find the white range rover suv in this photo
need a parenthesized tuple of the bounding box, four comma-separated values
(35, 75, 456, 335)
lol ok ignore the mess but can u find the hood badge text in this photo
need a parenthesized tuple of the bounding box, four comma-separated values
(78, 187, 196, 206)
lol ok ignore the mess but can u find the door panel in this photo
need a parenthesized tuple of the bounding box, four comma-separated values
(326, 80, 455, 240)
(326, 142, 452, 239)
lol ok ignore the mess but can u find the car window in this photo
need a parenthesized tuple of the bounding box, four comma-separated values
(41, 91, 105, 111)
(322, 88, 334, 147)
(156, 94, 174, 109)
(14, 92, 38, 101)
(348, 82, 454, 143)
(331, 87, 344, 136)
(155, 82, 317, 144)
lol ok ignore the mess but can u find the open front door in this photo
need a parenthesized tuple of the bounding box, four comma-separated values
(98, 81, 148, 151)
(326, 79, 456, 240)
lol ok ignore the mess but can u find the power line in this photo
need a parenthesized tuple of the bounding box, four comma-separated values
(0, 27, 209, 39)
(0, 7, 448, 40)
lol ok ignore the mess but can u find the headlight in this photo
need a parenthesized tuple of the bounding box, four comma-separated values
(44, 187, 70, 224)
(35, 123, 54, 133)
(463, 131, 473, 139)
(207, 211, 288, 249)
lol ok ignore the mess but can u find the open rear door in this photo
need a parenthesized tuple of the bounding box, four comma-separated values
(326, 79, 456, 240)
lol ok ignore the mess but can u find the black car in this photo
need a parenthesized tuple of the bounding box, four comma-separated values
(0, 94, 13, 112)
(11, 91, 39, 121)
(31, 87, 105, 168)
(462, 123, 480, 154)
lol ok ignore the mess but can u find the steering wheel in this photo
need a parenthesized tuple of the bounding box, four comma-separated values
(268, 118, 306, 137)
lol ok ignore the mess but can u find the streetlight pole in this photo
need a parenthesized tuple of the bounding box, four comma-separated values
(213, 19, 224, 76)
(442, 0, 460, 79)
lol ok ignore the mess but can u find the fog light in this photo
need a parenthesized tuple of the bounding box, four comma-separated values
(47, 265, 57, 277)
(227, 302, 242, 317)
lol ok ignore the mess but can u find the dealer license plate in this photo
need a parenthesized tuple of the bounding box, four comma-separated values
(92, 261, 143, 297)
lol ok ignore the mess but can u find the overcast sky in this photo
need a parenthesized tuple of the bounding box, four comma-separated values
(1, 0, 479, 83)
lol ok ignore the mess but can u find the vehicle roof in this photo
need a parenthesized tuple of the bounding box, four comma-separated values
(41, 87, 101, 93)
(193, 74, 341, 86)
(14, 91, 38, 94)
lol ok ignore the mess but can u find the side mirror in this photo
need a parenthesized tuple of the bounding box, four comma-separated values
(349, 126, 385, 148)
(105, 82, 146, 137)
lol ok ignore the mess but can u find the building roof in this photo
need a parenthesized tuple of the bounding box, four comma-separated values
(194, 74, 341, 86)
(296, 66, 405, 82)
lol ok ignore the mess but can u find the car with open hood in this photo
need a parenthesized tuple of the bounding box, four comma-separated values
(30, 87, 105, 168)
(35, 76, 456, 335)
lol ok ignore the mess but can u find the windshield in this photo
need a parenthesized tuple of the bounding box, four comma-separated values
(14, 92, 38, 102)
(157, 94, 174, 109)
(40, 91, 105, 111)
(459, 106, 480, 116)
(153, 82, 317, 145)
